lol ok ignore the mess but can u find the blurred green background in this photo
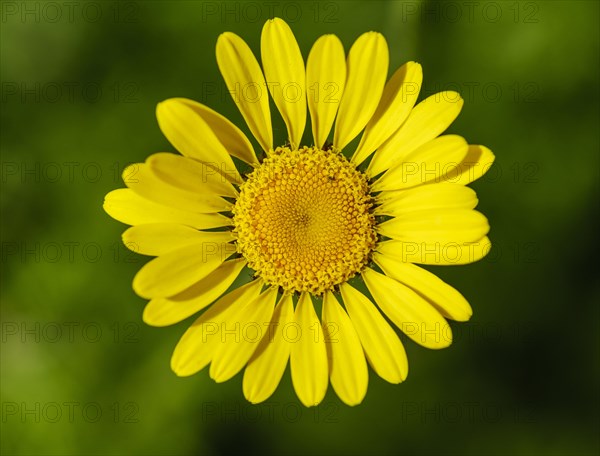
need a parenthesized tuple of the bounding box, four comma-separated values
(1, 0, 598, 455)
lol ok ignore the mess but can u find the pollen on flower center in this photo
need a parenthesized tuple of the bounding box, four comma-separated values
(233, 146, 377, 294)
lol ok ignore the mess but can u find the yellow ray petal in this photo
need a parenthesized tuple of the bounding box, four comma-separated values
(375, 183, 478, 217)
(291, 293, 328, 407)
(143, 258, 246, 327)
(372, 135, 469, 192)
(103, 189, 232, 229)
(173, 98, 259, 166)
(171, 279, 262, 377)
(156, 99, 242, 183)
(373, 253, 472, 321)
(339, 283, 408, 383)
(440, 145, 496, 185)
(216, 31, 273, 152)
(352, 62, 422, 165)
(122, 224, 234, 256)
(132, 242, 236, 299)
(306, 34, 346, 148)
(147, 152, 237, 198)
(322, 291, 368, 406)
(122, 163, 231, 214)
(376, 236, 493, 266)
(377, 209, 489, 244)
(210, 287, 278, 383)
(368, 91, 463, 177)
(333, 32, 388, 151)
(243, 293, 294, 404)
(362, 268, 451, 349)
(261, 18, 306, 150)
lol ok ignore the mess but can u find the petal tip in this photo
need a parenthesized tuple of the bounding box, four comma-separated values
(216, 31, 238, 49)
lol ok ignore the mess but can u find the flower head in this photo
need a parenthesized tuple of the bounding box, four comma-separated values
(104, 18, 495, 406)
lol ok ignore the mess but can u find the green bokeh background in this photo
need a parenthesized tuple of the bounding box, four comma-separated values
(1, 1, 598, 455)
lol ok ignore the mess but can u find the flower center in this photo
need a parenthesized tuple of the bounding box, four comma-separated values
(233, 146, 377, 294)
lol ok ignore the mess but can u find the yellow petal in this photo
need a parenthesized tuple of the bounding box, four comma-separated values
(103, 189, 232, 229)
(171, 279, 262, 377)
(372, 135, 469, 192)
(156, 99, 242, 183)
(333, 32, 388, 151)
(368, 91, 463, 177)
(322, 291, 368, 406)
(122, 224, 234, 256)
(132, 242, 236, 299)
(210, 287, 278, 383)
(122, 163, 231, 214)
(352, 62, 422, 165)
(143, 258, 246, 327)
(291, 293, 328, 407)
(376, 236, 493, 266)
(261, 18, 306, 150)
(377, 209, 490, 244)
(147, 152, 237, 198)
(339, 283, 407, 383)
(373, 253, 472, 321)
(173, 98, 259, 166)
(375, 183, 478, 217)
(243, 293, 294, 403)
(362, 268, 451, 349)
(306, 34, 346, 148)
(440, 145, 496, 185)
(216, 32, 273, 152)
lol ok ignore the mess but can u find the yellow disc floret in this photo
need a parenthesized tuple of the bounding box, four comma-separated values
(233, 146, 377, 294)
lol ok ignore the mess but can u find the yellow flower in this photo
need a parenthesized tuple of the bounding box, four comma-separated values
(104, 18, 495, 407)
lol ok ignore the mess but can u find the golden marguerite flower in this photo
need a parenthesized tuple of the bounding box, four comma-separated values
(104, 18, 495, 406)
